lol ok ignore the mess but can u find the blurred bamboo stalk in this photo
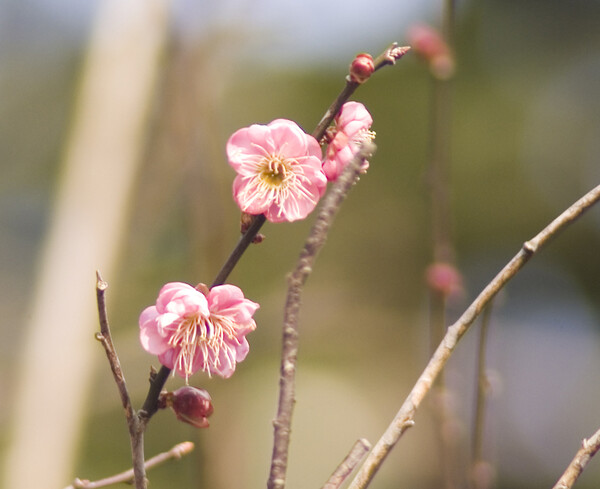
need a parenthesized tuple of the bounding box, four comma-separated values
(2, 1, 170, 488)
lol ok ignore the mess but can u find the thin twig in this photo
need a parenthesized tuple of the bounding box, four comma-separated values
(64, 441, 194, 489)
(472, 303, 493, 464)
(425, 4, 459, 486)
(211, 214, 268, 287)
(347, 184, 600, 489)
(469, 303, 494, 489)
(322, 439, 372, 489)
(552, 427, 600, 489)
(95, 272, 135, 422)
(95, 272, 148, 489)
(267, 143, 376, 489)
(312, 43, 410, 142)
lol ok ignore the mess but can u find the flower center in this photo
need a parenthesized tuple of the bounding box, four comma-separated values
(259, 156, 291, 187)
(169, 313, 238, 381)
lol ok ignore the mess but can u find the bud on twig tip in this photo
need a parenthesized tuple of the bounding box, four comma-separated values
(349, 53, 374, 84)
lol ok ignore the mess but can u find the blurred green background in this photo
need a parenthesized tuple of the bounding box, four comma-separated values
(2, 1, 600, 488)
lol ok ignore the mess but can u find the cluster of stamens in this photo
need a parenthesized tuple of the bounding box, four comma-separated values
(169, 313, 236, 381)
(354, 129, 376, 145)
(259, 156, 293, 187)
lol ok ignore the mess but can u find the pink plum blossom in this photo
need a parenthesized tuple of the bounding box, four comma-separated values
(227, 119, 327, 223)
(322, 102, 375, 182)
(139, 282, 259, 381)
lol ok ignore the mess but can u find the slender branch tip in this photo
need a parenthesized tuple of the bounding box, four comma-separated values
(95, 270, 108, 290)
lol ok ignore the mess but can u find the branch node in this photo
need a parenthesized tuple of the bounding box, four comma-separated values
(522, 240, 536, 254)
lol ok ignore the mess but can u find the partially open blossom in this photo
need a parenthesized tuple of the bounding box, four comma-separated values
(407, 24, 455, 80)
(322, 102, 375, 181)
(139, 282, 259, 381)
(227, 119, 327, 223)
(349, 53, 374, 84)
(164, 386, 214, 429)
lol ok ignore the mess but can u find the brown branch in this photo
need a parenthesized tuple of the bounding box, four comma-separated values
(64, 441, 194, 489)
(95, 272, 147, 489)
(552, 427, 600, 489)
(267, 143, 376, 489)
(347, 183, 600, 489)
(95, 272, 135, 422)
(322, 439, 372, 489)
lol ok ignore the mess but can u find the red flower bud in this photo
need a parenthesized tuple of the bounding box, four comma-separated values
(167, 386, 214, 429)
(349, 53, 374, 84)
(407, 24, 455, 80)
(425, 262, 463, 297)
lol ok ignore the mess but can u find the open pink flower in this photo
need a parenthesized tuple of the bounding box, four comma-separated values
(139, 282, 259, 381)
(322, 102, 375, 182)
(227, 119, 327, 223)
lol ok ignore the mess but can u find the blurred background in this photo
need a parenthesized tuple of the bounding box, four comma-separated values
(1, 0, 600, 488)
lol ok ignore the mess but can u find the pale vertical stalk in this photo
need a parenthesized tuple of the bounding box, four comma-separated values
(2, 1, 170, 487)
(426, 2, 459, 486)
(472, 304, 492, 464)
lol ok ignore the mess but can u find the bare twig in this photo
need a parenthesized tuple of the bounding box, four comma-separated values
(95, 272, 135, 423)
(64, 441, 194, 489)
(95, 272, 148, 489)
(348, 184, 600, 489)
(267, 143, 376, 489)
(211, 214, 268, 287)
(322, 439, 372, 489)
(552, 427, 600, 489)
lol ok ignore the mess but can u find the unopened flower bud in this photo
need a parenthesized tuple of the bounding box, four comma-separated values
(425, 262, 463, 297)
(349, 53, 374, 84)
(167, 386, 214, 428)
(407, 24, 455, 80)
